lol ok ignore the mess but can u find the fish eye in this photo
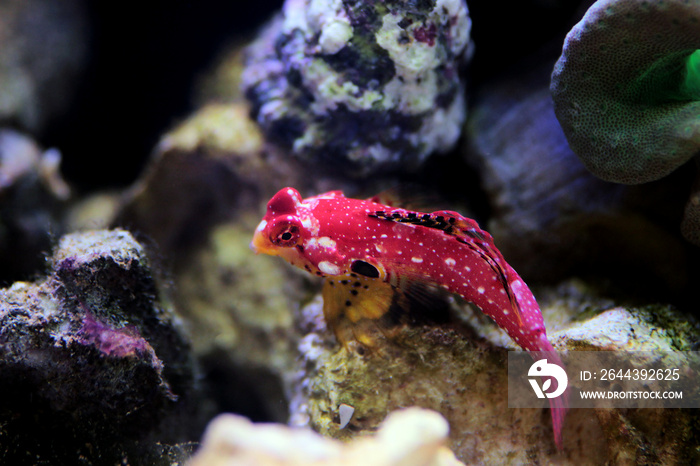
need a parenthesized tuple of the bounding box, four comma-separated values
(269, 218, 301, 247)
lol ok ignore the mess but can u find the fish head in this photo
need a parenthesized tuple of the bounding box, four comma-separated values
(253, 187, 384, 279)
(251, 187, 308, 263)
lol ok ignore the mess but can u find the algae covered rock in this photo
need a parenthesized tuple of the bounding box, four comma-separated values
(190, 407, 464, 466)
(286, 279, 700, 464)
(0, 229, 196, 464)
(288, 295, 574, 464)
(242, 0, 473, 176)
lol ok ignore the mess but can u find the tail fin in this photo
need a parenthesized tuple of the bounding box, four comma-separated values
(548, 382, 568, 450)
(531, 341, 569, 451)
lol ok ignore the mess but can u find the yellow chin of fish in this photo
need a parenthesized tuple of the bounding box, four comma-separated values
(250, 230, 277, 256)
(250, 230, 301, 265)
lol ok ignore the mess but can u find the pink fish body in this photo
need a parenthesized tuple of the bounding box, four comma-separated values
(252, 187, 567, 448)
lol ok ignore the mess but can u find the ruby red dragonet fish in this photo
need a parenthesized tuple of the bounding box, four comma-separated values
(251, 187, 568, 449)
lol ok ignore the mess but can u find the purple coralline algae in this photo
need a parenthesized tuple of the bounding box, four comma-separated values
(0, 229, 195, 464)
(242, 0, 473, 176)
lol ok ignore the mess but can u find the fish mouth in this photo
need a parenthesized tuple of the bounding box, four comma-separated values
(250, 230, 276, 256)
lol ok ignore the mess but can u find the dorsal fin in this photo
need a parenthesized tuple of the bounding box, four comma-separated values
(368, 185, 440, 212)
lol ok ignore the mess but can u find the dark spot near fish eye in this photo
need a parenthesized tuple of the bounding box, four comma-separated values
(448, 217, 456, 224)
(316, 271, 323, 276)
(436, 216, 445, 222)
(296, 245, 304, 252)
(353, 281, 361, 287)
(350, 289, 358, 296)
(341, 280, 349, 285)
(351, 260, 380, 278)
(350, 273, 358, 278)
(329, 280, 335, 286)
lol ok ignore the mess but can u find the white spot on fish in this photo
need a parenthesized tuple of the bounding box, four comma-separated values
(318, 261, 341, 275)
(445, 258, 456, 267)
(256, 220, 267, 232)
(318, 236, 336, 249)
(478, 286, 485, 294)
(411, 257, 423, 263)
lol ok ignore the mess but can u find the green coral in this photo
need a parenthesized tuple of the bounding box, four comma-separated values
(551, 0, 700, 245)
(682, 49, 700, 99)
(551, 0, 700, 185)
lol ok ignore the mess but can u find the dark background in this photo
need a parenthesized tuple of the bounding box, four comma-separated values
(42, 0, 584, 192)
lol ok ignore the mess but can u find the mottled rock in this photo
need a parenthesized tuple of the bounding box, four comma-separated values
(242, 0, 473, 176)
(190, 408, 464, 466)
(0, 229, 196, 464)
(0, 129, 71, 282)
(0, 0, 87, 133)
(551, 0, 700, 244)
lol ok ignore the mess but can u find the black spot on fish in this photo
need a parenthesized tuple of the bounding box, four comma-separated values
(353, 281, 362, 287)
(345, 300, 352, 306)
(350, 289, 358, 296)
(351, 260, 380, 278)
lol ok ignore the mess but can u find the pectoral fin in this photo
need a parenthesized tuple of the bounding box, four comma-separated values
(321, 273, 395, 348)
